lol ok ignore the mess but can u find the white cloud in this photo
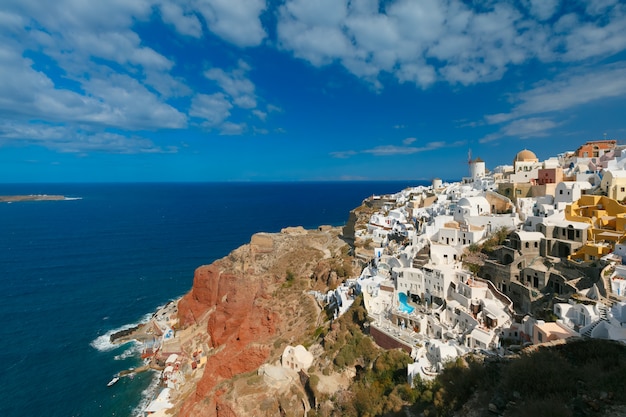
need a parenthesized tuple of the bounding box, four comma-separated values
(0, 120, 175, 154)
(523, 0, 560, 21)
(480, 117, 560, 143)
(189, 93, 232, 126)
(363, 145, 422, 156)
(196, 0, 267, 47)
(0, 42, 186, 130)
(81, 74, 187, 129)
(487, 63, 626, 123)
(330, 150, 358, 159)
(276, 0, 626, 89)
(204, 62, 257, 109)
(560, 8, 626, 61)
(253, 110, 267, 121)
(158, 1, 203, 38)
(333, 140, 462, 158)
(583, 0, 618, 16)
(481, 64, 626, 144)
(0, 0, 274, 154)
(219, 122, 246, 135)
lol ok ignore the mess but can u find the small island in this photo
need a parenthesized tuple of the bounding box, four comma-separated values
(0, 195, 69, 203)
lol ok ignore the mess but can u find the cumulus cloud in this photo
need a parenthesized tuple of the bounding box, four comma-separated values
(523, 0, 560, 21)
(252, 110, 267, 121)
(205, 61, 257, 109)
(0, 0, 275, 151)
(219, 122, 246, 135)
(0, 42, 186, 130)
(189, 93, 232, 126)
(276, 0, 626, 88)
(158, 1, 203, 38)
(199, 61, 281, 134)
(195, 0, 267, 47)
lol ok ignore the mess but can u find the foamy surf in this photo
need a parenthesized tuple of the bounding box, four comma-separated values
(90, 312, 153, 352)
(131, 370, 161, 417)
(114, 344, 141, 360)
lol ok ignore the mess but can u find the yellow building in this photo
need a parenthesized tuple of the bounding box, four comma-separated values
(565, 195, 626, 262)
(600, 170, 626, 201)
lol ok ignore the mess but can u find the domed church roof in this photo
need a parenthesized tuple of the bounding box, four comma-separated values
(514, 149, 538, 162)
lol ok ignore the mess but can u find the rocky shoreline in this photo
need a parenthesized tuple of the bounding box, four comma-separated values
(115, 226, 353, 416)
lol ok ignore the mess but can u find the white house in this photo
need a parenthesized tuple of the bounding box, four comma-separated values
(281, 345, 314, 372)
(554, 302, 599, 329)
(453, 196, 491, 221)
(554, 181, 592, 209)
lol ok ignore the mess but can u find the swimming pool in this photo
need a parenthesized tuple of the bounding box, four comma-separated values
(398, 292, 415, 314)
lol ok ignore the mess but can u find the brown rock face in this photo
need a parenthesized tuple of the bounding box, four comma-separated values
(176, 228, 349, 417)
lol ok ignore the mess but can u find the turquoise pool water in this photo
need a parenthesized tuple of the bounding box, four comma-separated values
(398, 293, 415, 314)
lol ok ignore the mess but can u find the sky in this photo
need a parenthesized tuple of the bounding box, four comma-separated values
(1, 0, 626, 183)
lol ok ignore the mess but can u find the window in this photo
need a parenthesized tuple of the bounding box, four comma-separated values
(534, 242, 538, 248)
(525, 242, 529, 248)
(538, 332, 543, 342)
(559, 189, 563, 195)
(533, 277, 539, 288)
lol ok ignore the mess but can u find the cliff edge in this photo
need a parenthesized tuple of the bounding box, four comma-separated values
(174, 226, 353, 416)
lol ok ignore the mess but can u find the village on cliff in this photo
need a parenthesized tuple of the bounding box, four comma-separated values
(135, 139, 626, 415)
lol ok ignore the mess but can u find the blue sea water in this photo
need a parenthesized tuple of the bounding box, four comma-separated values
(0, 181, 422, 417)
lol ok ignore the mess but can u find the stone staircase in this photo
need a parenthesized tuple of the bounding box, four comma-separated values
(580, 303, 610, 338)
(598, 303, 609, 321)
(580, 320, 601, 338)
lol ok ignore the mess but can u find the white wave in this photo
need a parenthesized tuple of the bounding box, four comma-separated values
(64, 197, 82, 201)
(114, 344, 141, 360)
(131, 370, 161, 417)
(90, 312, 153, 352)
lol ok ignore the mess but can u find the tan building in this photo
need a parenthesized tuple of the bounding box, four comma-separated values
(497, 149, 542, 202)
(532, 321, 578, 345)
(601, 169, 626, 201)
(510, 149, 541, 184)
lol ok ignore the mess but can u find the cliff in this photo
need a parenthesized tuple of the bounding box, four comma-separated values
(174, 226, 354, 416)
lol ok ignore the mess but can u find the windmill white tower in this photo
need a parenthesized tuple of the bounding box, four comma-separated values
(468, 149, 486, 181)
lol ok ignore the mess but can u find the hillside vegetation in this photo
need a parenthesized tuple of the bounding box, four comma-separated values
(312, 299, 626, 417)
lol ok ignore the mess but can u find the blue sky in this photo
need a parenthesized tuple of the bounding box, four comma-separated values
(1, 0, 626, 182)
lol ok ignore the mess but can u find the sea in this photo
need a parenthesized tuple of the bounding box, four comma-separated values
(0, 181, 423, 417)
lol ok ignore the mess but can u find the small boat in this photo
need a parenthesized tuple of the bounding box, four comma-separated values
(107, 376, 120, 387)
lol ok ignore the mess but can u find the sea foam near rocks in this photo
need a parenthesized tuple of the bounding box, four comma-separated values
(90, 312, 154, 352)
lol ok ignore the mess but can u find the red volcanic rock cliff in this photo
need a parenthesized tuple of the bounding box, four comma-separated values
(178, 264, 278, 396)
(175, 227, 350, 416)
